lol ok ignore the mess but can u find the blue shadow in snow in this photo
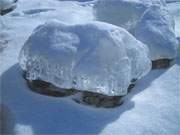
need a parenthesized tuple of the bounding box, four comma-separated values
(1, 63, 167, 134)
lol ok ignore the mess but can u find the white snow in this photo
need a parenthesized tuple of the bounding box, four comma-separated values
(19, 20, 151, 96)
(1, 60, 180, 135)
(14, 124, 34, 135)
(1, 0, 180, 134)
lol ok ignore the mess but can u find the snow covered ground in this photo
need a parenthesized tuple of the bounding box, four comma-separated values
(1, 0, 180, 135)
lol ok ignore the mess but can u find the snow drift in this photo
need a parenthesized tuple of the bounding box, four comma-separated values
(19, 20, 151, 96)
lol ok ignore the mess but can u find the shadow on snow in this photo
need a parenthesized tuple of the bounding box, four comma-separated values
(1, 63, 166, 134)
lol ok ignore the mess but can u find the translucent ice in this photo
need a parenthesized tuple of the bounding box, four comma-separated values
(94, 0, 178, 60)
(134, 6, 178, 60)
(94, 0, 165, 32)
(19, 20, 151, 96)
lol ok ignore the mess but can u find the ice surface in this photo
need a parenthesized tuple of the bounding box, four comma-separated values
(134, 6, 178, 60)
(94, 0, 178, 60)
(167, 1, 180, 37)
(19, 20, 151, 96)
(94, 0, 165, 32)
(0, 0, 17, 10)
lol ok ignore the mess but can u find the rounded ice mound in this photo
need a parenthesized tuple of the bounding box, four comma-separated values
(94, 0, 179, 61)
(134, 6, 178, 60)
(94, 0, 166, 32)
(19, 20, 151, 96)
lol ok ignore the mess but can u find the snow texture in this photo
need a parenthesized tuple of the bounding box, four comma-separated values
(19, 20, 151, 96)
(1, 63, 180, 135)
(134, 6, 179, 60)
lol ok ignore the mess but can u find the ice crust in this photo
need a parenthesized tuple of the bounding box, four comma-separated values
(19, 21, 151, 96)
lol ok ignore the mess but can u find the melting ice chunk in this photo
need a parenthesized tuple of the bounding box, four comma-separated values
(19, 20, 151, 96)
